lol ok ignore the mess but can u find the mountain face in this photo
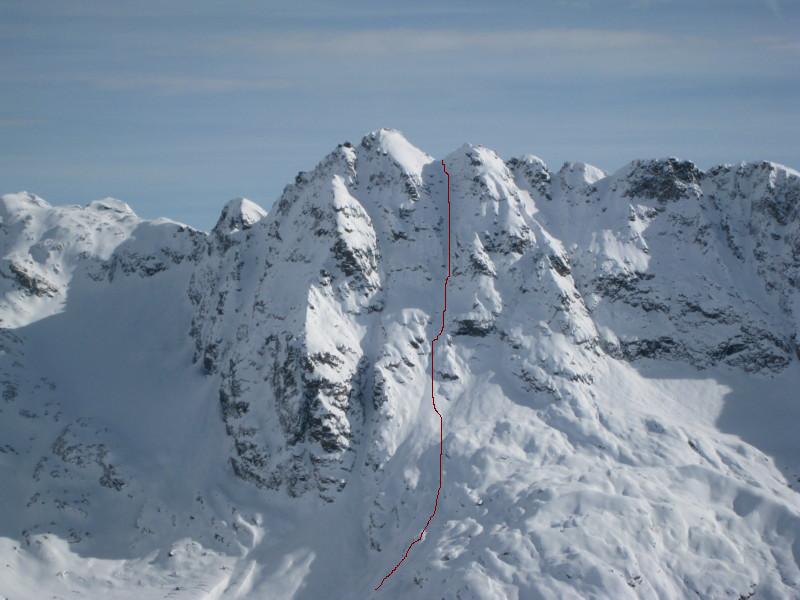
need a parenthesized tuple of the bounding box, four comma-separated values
(2, 128, 800, 599)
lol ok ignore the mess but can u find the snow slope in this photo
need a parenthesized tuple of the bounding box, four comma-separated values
(1, 128, 800, 599)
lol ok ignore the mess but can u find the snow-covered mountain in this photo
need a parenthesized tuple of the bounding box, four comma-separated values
(2, 128, 800, 599)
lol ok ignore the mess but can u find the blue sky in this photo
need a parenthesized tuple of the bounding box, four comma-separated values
(1, 0, 798, 229)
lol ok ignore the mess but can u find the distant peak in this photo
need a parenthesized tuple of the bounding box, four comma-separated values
(740, 160, 799, 178)
(558, 161, 606, 183)
(444, 143, 508, 177)
(612, 158, 702, 202)
(88, 197, 136, 215)
(616, 157, 699, 179)
(213, 197, 267, 235)
(359, 128, 432, 176)
(515, 154, 548, 168)
(507, 154, 550, 179)
(1, 191, 51, 213)
(450, 142, 478, 156)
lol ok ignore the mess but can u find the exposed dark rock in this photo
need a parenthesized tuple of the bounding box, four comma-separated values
(4, 261, 59, 297)
(624, 158, 702, 202)
(548, 254, 571, 277)
(454, 319, 495, 337)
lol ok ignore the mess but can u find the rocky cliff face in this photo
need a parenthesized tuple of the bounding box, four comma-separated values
(2, 129, 800, 599)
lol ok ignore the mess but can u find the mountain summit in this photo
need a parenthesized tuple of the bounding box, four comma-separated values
(1, 130, 800, 599)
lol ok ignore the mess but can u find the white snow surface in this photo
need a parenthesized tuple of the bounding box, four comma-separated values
(213, 197, 267, 235)
(1, 128, 800, 599)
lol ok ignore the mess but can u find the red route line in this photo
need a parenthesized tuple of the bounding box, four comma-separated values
(374, 159, 451, 591)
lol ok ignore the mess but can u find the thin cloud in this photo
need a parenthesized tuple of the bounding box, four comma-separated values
(754, 35, 800, 52)
(211, 28, 672, 56)
(0, 118, 42, 127)
(85, 75, 294, 95)
(192, 27, 793, 83)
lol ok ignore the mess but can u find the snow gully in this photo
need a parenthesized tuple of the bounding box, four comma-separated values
(374, 160, 451, 591)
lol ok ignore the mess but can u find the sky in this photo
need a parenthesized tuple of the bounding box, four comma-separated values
(1, 0, 798, 229)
